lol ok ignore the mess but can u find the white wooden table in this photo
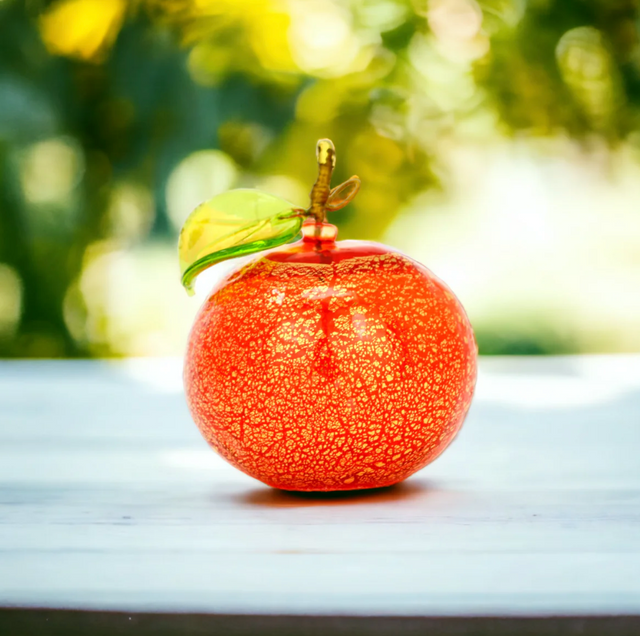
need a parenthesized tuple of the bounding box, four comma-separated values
(1, 356, 640, 635)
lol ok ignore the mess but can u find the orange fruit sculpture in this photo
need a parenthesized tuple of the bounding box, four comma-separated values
(180, 140, 477, 491)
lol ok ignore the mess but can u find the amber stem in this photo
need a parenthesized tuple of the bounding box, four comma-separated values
(308, 139, 335, 232)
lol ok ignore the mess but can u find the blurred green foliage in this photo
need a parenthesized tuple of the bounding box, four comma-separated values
(0, 0, 639, 356)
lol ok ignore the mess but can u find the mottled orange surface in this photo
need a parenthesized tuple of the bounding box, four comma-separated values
(185, 227, 477, 491)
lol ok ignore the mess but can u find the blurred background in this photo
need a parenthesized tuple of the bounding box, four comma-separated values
(1, 0, 640, 358)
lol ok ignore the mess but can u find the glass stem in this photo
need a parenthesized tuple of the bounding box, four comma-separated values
(308, 139, 336, 233)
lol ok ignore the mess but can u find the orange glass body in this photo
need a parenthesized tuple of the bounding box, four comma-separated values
(185, 224, 477, 491)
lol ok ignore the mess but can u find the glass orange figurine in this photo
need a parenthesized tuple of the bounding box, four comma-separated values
(180, 139, 477, 491)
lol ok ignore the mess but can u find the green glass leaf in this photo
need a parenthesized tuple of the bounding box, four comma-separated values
(179, 189, 303, 295)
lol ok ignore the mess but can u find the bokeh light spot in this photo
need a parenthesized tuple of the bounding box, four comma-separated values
(166, 150, 238, 231)
(39, 0, 126, 62)
(20, 138, 84, 205)
(254, 175, 308, 208)
(0, 264, 22, 339)
(428, 0, 483, 42)
(106, 182, 155, 245)
(289, 1, 367, 77)
(556, 27, 619, 130)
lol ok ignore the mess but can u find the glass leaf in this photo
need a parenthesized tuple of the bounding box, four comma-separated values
(326, 176, 361, 211)
(179, 189, 303, 294)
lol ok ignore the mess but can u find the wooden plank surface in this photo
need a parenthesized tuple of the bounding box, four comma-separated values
(1, 356, 640, 632)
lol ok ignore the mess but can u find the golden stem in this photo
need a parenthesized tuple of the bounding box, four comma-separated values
(308, 139, 335, 228)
